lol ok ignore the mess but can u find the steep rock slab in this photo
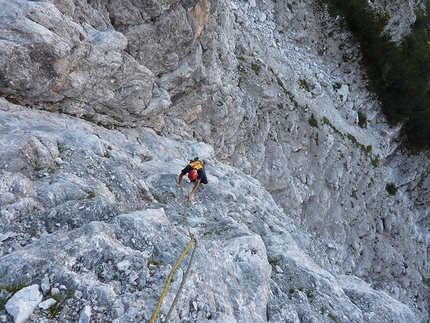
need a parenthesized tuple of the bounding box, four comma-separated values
(0, 99, 427, 322)
(0, 208, 271, 323)
(0, 0, 87, 102)
(60, 25, 154, 122)
(0, 0, 154, 124)
(265, 233, 419, 323)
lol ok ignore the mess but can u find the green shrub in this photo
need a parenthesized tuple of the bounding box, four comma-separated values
(322, 0, 430, 151)
(386, 183, 397, 195)
(358, 111, 367, 128)
(362, 145, 372, 156)
(332, 82, 342, 91)
(371, 155, 379, 167)
(309, 114, 318, 127)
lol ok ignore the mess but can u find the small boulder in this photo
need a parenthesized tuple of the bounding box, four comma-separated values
(78, 305, 92, 323)
(5, 284, 43, 323)
(38, 298, 57, 310)
(117, 259, 130, 272)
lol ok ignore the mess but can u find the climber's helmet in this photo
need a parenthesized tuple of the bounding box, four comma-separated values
(188, 169, 198, 181)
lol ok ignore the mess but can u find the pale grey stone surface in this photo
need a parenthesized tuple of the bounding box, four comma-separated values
(5, 285, 42, 323)
(0, 0, 428, 322)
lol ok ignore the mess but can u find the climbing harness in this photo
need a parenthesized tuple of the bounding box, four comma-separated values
(150, 177, 197, 323)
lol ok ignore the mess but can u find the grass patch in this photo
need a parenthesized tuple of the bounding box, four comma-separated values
(323, 117, 344, 138)
(151, 192, 162, 203)
(298, 78, 310, 92)
(1, 95, 21, 105)
(421, 274, 430, 288)
(251, 62, 261, 76)
(324, 117, 377, 165)
(57, 142, 70, 153)
(269, 258, 280, 266)
(309, 114, 318, 127)
(347, 133, 360, 147)
(148, 259, 162, 267)
(362, 145, 372, 156)
(417, 169, 430, 188)
(203, 228, 230, 236)
(87, 191, 96, 199)
(48, 291, 73, 319)
(268, 66, 296, 102)
(34, 166, 56, 173)
(328, 313, 339, 323)
(25, 230, 38, 238)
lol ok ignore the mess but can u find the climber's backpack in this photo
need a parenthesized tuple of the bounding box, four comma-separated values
(187, 157, 202, 181)
(189, 157, 204, 170)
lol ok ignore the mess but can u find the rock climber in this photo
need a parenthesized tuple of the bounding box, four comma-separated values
(177, 157, 208, 201)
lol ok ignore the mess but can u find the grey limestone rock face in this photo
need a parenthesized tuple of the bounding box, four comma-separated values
(0, 0, 429, 322)
(370, 0, 418, 43)
(0, 99, 427, 323)
(0, 0, 155, 125)
(0, 0, 222, 128)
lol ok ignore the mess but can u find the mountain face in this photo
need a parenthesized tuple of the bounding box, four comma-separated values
(0, 0, 429, 323)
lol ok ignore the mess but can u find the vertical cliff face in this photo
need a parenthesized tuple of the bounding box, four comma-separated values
(0, 0, 429, 322)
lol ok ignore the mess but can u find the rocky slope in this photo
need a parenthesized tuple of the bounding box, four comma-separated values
(0, 0, 429, 322)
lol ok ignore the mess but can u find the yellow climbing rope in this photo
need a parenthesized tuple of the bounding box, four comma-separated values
(165, 239, 197, 321)
(150, 238, 195, 323)
(150, 178, 197, 323)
